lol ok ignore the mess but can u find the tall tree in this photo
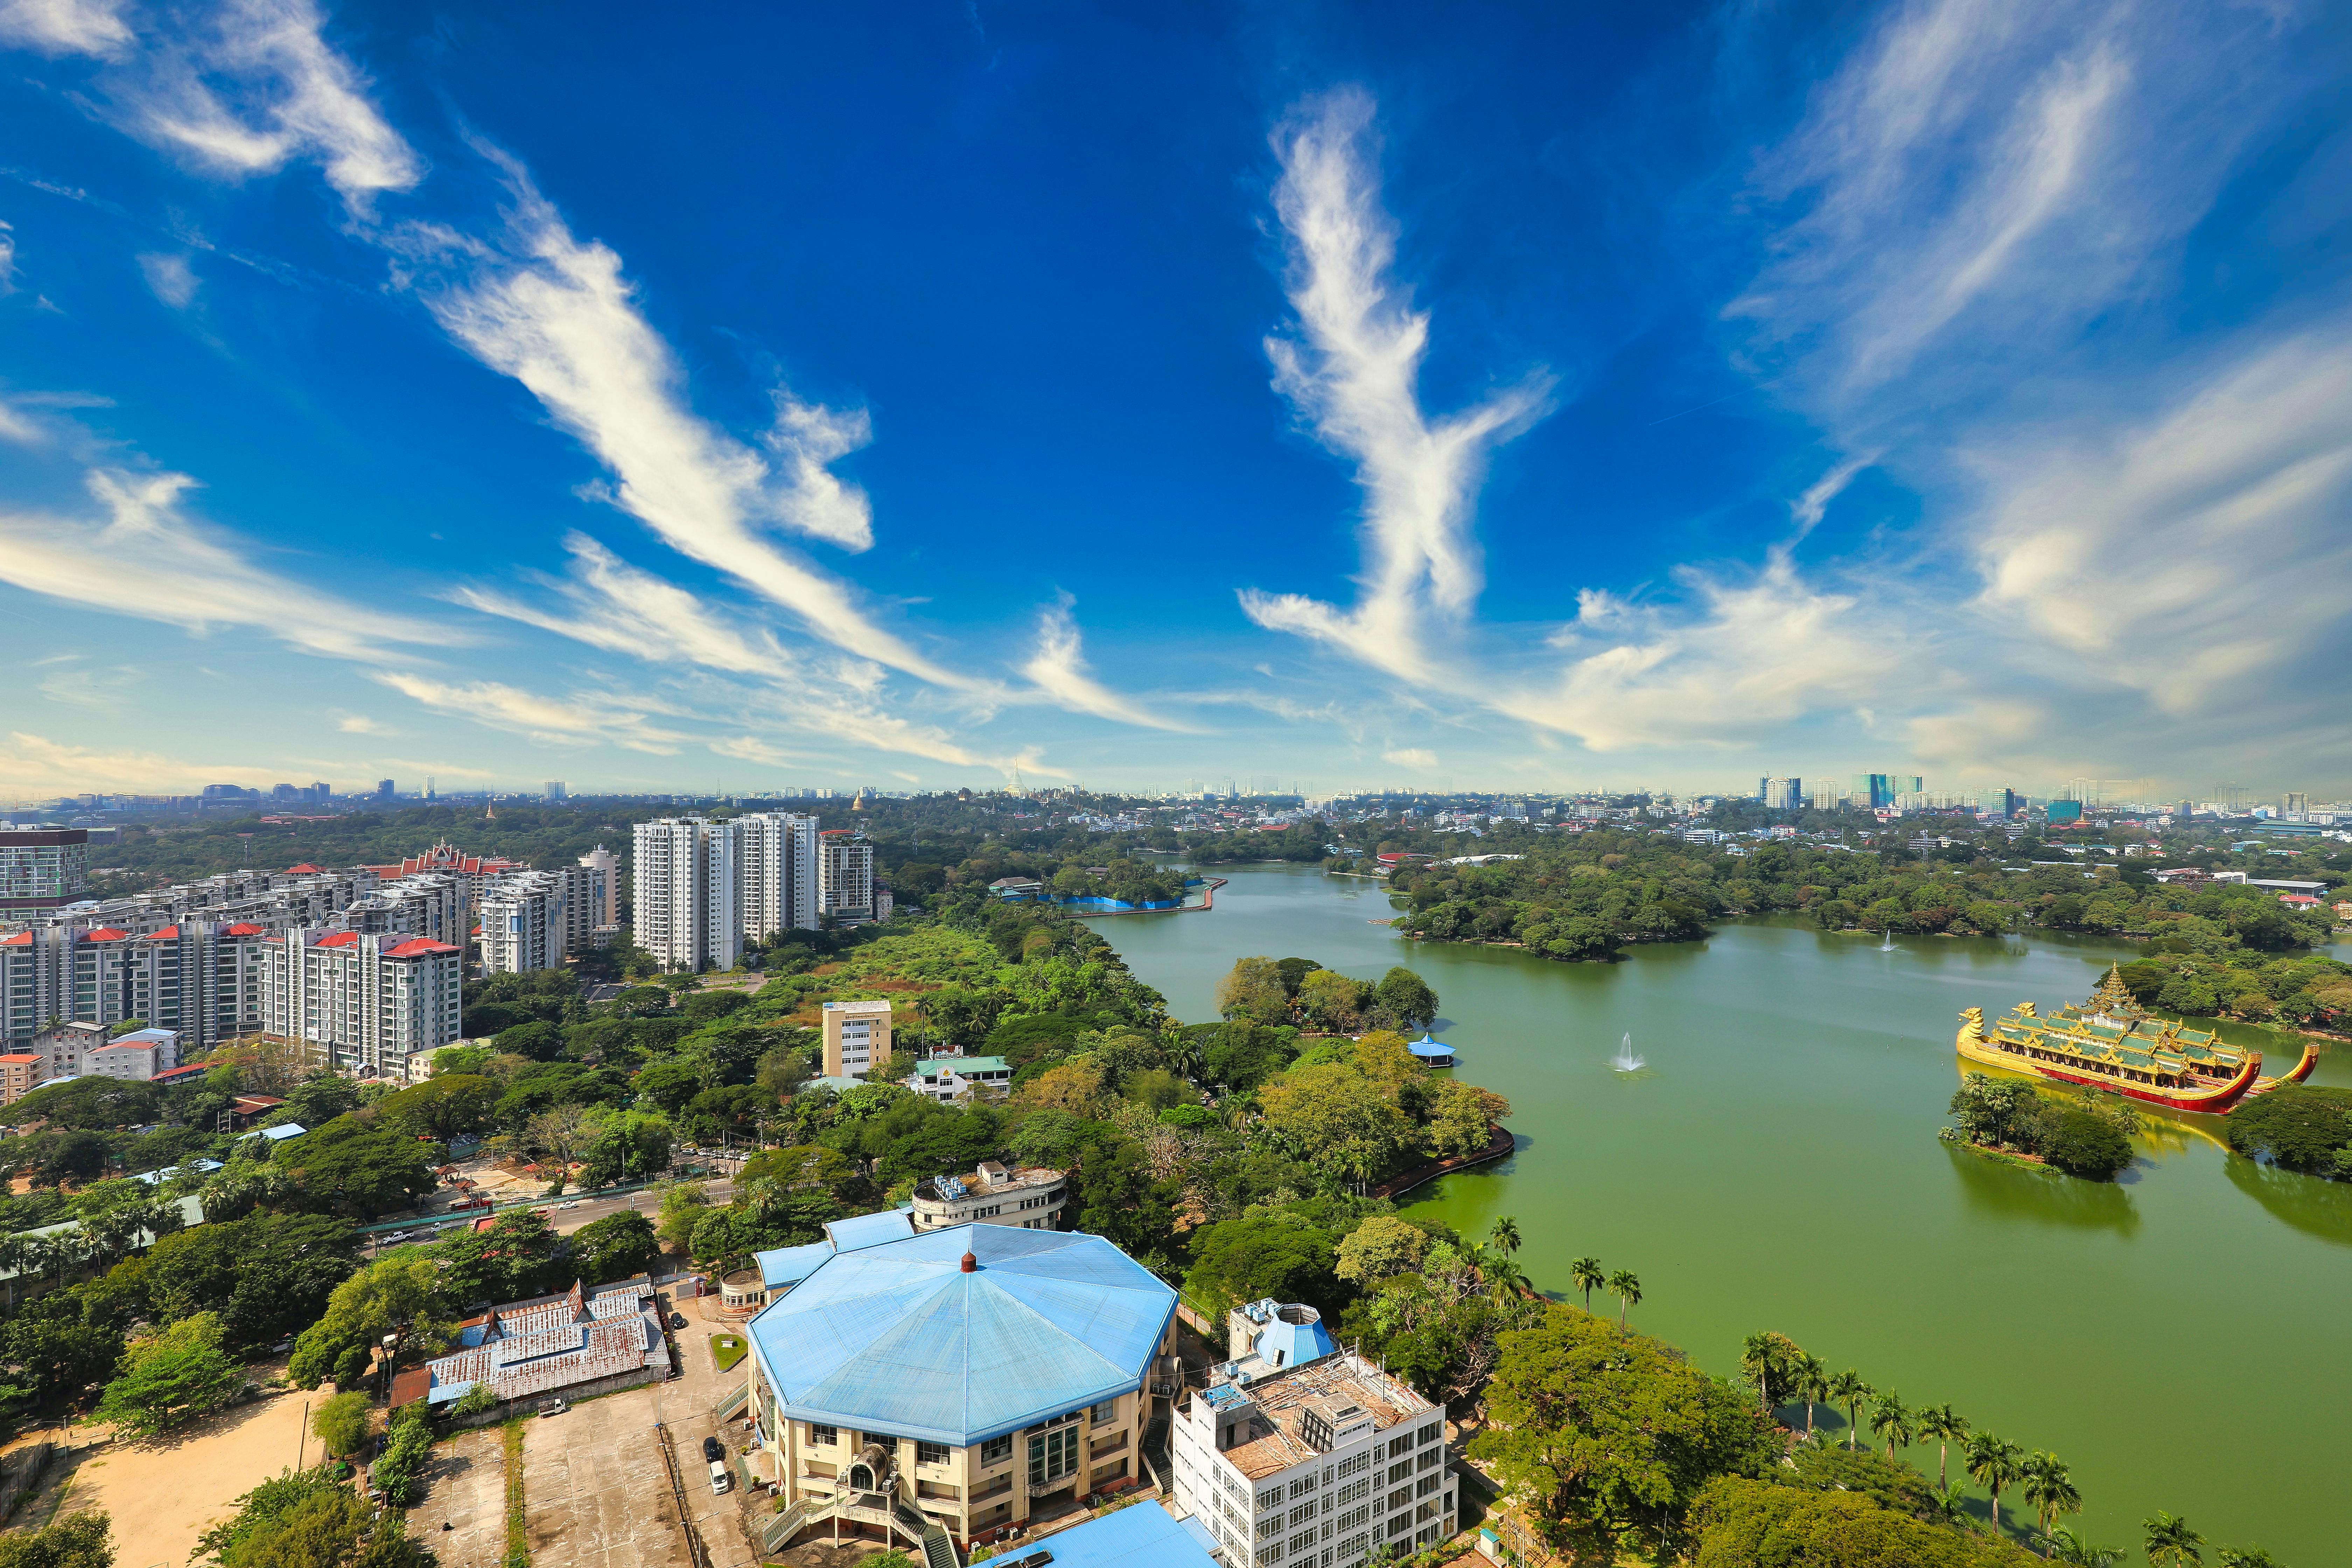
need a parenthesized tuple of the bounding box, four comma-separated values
(2023, 1452, 2082, 1547)
(1569, 1256, 1603, 1313)
(1792, 1355, 1830, 1442)
(1967, 1433, 2026, 1541)
(1827, 1370, 1871, 1452)
(1912, 1404, 1968, 1490)
(1868, 1391, 1913, 1461)
(1606, 1269, 1642, 1331)
(2142, 1513, 2204, 1568)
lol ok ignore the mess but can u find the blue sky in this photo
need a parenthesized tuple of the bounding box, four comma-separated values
(1, 0, 2347, 800)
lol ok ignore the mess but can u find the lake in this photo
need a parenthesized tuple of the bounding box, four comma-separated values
(1100, 863, 2351, 1560)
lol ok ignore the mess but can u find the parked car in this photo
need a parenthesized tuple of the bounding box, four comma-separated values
(667, 1312, 687, 1330)
(538, 1398, 567, 1418)
(701, 1436, 724, 1463)
(707, 1460, 731, 1495)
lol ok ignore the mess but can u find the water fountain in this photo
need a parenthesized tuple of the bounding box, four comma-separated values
(1879, 927, 1897, 951)
(1609, 1032, 1646, 1073)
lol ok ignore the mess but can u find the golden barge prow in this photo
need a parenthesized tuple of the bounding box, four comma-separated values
(1957, 966, 2319, 1114)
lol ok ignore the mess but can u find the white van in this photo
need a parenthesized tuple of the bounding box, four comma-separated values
(708, 1460, 731, 1495)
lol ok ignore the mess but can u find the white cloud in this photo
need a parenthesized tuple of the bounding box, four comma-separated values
(449, 533, 794, 680)
(403, 155, 968, 688)
(37, 662, 139, 708)
(0, 466, 447, 659)
(1239, 87, 1553, 680)
(1020, 597, 1195, 731)
(0, 731, 282, 793)
(1789, 452, 1877, 540)
(138, 250, 197, 307)
(369, 672, 692, 755)
(1382, 748, 1437, 767)
(0, 219, 16, 295)
(118, 0, 420, 215)
(0, 0, 131, 56)
(334, 713, 379, 733)
(1969, 327, 2352, 715)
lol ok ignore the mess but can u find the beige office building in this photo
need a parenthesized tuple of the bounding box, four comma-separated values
(821, 998, 893, 1078)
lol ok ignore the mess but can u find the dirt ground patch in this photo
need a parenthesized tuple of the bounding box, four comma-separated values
(12, 1373, 313, 1568)
(412, 1423, 506, 1568)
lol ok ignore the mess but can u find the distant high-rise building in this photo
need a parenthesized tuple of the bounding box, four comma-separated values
(818, 833, 876, 924)
(0, 827, 89, 918)
(376, 779, 395, 799)
(1849, 773, 1897, 811)
(577, 844, 620, 928)
(632, 817, 741, 972)
(2284, 791, 2309, 816)
(1809, 780, 1843, 811)
(1765, 777, 1803, 811)
(544, 781, 567, 802)
(739, 813, 821, 939)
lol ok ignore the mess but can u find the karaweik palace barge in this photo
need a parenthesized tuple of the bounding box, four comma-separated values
(1956, 966, 2318, 1114)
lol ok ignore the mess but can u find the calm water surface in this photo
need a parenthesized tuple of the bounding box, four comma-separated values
(1104, 865, 2352, 1560)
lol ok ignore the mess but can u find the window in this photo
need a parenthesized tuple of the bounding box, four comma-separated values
(1029, 1426, 1079, 1488)
(1337, 1506, 1370, 1532)
(1257, 1519, 1283, 1543)
(1388, 1516, 1414, 1539)
(1289, 1477, 1317, 1500)
(1416, 1450, 1441, 1472)
(916, 1441, 950, 1466)
(1388, 1487, 1414, 1512)
(1418, 1422, 1441, 1447)
(1415, 1476, 1440, 1499)
(1388, 1435, 1414, 1460)
(1388, 1461, 1413, 1486)
(1337, 1452, 1370, 1480)
(1092, 1398, 1119, 1423)
(1258, 1489, 1284, 1513)
(981, 1435, 1013, 1465)
(1288, 1532, 1317, 1558)
(1288, 1504, 1316, 1530)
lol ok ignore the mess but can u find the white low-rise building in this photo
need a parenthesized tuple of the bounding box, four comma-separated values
(909, 1160, 1065, 1231)
(1170, 1302, 1453, 1568)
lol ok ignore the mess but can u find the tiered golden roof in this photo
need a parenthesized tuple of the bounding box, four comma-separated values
(1963, 965, 2248, 1092)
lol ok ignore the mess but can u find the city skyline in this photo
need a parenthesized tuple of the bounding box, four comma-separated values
(1, 2, 2347, 797)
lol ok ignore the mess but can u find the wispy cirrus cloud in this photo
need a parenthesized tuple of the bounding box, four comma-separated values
(1238, 86, 1553, 681)
(0, 0, 131, 57)
(0, 730, 283, 792)
(1019, 596, 1195, 731)
(399, 152, 972, 691)
(0, 466, 447, 660)
(368, 672, 694, 755)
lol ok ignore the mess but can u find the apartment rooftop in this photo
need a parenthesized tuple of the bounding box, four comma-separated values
(1197, 1351, 1432, 1480)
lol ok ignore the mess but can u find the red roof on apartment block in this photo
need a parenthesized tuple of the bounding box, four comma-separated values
(146, 925, 180, 941)
(226, 923, 267, 936)
(315, 931, 361, 948)
(384, 938, 460, 958)
(0, 933, 29, 947)
(0, 1054, 40, 1066)
(287, 863, 324, 874)
(80, 927, 128, 942)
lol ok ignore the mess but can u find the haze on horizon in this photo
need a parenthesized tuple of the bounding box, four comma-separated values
(0, 0, 2346, 801)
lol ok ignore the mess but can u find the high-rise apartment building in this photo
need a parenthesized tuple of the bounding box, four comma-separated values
(577, 845, 620, 928)
(0, 828, 89, 920)
(260, 929, 461, 1076)
(738, 812, 820, 940)
(477, 870, 573, 974)
(1808, 779, 1843, 811)
(544, 781, 567, 802)
(1764, 777, 1802, 811)
(632, 817, 742, 972)
(818, 833, 876, 924)
(377, 779, 395, 799)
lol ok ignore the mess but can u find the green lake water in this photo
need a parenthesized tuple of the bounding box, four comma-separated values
(1101, 864, 2352, 1560)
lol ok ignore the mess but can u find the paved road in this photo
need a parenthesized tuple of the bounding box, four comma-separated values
(364, 1180, 738, 1252)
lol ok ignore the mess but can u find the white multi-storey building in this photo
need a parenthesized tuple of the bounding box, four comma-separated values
(0, 919, 273, 1054)
(577, 845, 620, 927)
(260, 929, 462, 1076)
(738, 813, 820, 940)
(818, 834, 876, 924)
(632, 817, 741, 972)
(477, 869, 588, 975)
(0, 827, 89, 920)
(1170, 1304, 1453, 1568)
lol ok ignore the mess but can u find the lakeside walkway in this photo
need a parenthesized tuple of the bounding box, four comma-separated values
(1371, 1121, 1517, 1200)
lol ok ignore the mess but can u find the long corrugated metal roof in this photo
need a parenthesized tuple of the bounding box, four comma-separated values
(747, 1224, 1175, 1447)
(825, 1208, 917, 1252)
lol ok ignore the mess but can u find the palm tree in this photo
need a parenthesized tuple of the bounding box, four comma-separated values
(1916, 1404, 1969, 1490)
(1793, 1354, 1830, 1441)
(1487, 1216, 1521, 1255)
(1826, 1370, 1871, 1451)
(1480, 1250, 1531, 1301)
(1740, 1333, 1796, 1415)
(2214, 1549, 2279, 1568)
(1868, 1391, 1913, 1461)
(2142, 1513, 2204, 1568)
(1569, 1256, 1603, 1313)
(1925, 1484, 1972, 1531)
(1967, 1433, 2025, 1539)
(2037, 1526, 2126, 1566)
(1606, 1269, 1641, 1331)
(2022, 1452, 2082, 1550)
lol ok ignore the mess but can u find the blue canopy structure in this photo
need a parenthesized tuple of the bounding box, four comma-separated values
(1406, 1033, 1456, 1066)
(746, 1222, 1176, 1447)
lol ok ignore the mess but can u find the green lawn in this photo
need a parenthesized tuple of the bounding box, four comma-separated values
(710, 1334, 748, 1371)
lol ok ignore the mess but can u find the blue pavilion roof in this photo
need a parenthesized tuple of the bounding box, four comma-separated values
(755, 1239, 834, 1289)
(746, 1223, 1176, 1447)
(1012, 1500, 1218, 1568)
(825, 1208, 916, 1252)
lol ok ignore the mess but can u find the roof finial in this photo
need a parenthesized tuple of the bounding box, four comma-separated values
(960, 1250, 978, 1273)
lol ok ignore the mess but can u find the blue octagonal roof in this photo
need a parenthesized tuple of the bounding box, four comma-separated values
(746, 1223, 1176, 1447)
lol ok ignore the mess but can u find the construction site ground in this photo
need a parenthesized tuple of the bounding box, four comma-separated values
(411, 1286, 761, 1568)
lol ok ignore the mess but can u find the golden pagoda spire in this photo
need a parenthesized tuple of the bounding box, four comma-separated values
(2088, 962, 2138, 1016)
